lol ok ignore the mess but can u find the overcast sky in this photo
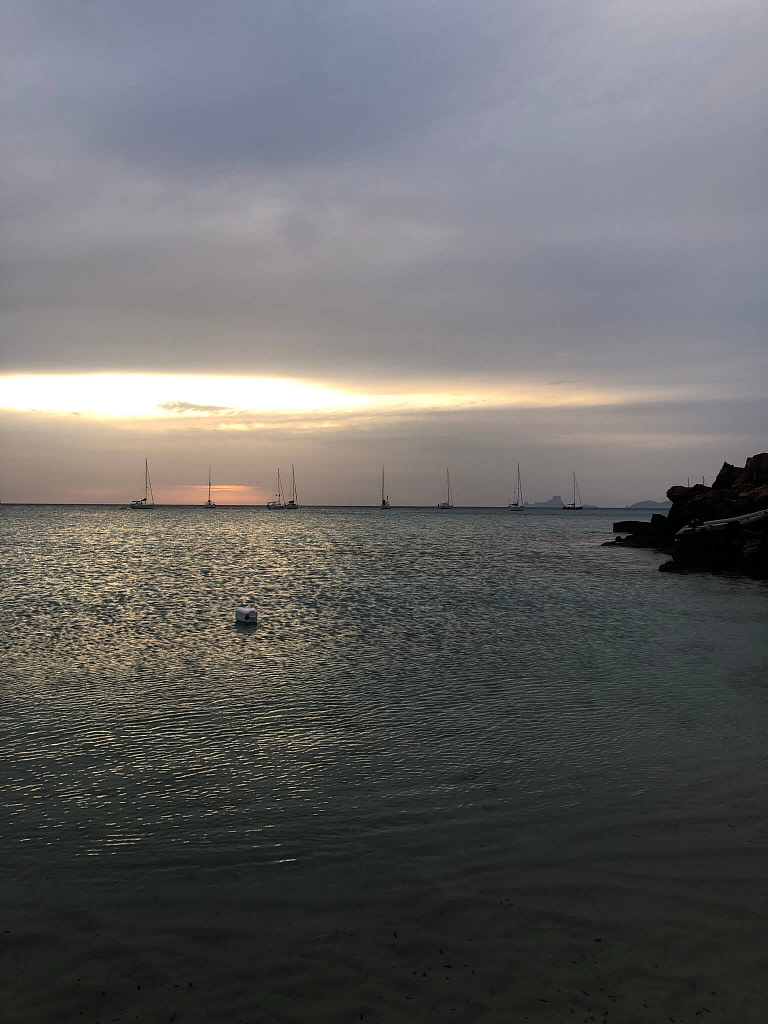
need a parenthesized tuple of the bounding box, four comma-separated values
(1, 0, 766, 504)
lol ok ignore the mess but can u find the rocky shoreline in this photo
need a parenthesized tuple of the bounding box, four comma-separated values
(605, 453, 768, 579)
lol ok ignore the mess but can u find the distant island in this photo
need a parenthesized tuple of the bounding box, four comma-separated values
(527, 495, 598, 509)
(527, 495, 565, 507)
(626, 499, 672, 509)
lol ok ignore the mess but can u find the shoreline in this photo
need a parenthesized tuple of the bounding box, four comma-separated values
(5, 815, 767, 1023)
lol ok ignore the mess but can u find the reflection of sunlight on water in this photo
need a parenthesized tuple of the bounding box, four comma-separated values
(1, 504, 767, 879)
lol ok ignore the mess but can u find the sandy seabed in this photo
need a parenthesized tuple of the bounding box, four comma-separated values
(3, 819, 767, 1024)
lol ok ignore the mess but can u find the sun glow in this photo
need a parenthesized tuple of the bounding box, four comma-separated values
(163, 483, 262, 504)
(0, 373, 691, 421)
(0, 374, 377, 418)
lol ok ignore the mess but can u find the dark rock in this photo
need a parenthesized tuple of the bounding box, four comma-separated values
(671, 520, 748, 573)
(666, 483, 709, 503)
(664, 454, 768, 577)
(659, 560, 685, 573)
(615, 454, 768, 579)
(666, 485, 690, 502)
(712, 461, 739, 489)
(613, 520, 656, 534)
(714, 453, 768, 490)
(610, 513, 674, 552)
(745, 452, 768, 485)
(615, 533, 671, 548)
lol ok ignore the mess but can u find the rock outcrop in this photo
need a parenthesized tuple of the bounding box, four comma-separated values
(605, 454, 768, 579)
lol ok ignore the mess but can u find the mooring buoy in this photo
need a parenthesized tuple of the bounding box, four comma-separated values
(235, 606, 258, 625)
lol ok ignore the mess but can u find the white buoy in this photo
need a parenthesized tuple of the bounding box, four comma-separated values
(235, 606, 258, 625)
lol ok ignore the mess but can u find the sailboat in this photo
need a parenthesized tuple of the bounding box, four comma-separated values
(266, 469, 286, 509)
(508, 462, 524, 512)
(562, 472, 583, 510)
(129, 459, 155, 509)
(203, 466, 216, 508)
(437, 469, 453, 509)
(285, 464, 299, 509)
(380, 466, 390, 509)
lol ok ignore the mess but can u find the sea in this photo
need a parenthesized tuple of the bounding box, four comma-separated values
(2, 504, 767, 1023)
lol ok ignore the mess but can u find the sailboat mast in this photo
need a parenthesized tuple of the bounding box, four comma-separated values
(146, 460, 154, 505)
(208, 466, 212, 503)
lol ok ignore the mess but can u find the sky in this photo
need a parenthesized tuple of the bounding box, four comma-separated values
(1, 0, 766, 506)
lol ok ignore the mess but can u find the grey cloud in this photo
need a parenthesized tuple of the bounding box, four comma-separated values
(1, 0, 766, 396)
(3, 0, 519, 176)
(158, 401, 234, 415)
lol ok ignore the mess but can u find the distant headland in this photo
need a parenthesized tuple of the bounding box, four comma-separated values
(626, 499, 672, 509)
(607, 453, 768, 579)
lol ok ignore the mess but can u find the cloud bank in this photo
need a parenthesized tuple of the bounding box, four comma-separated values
(1, 1, 766, 501)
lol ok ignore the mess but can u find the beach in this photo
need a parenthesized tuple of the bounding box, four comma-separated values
(6, 821, 767, 1023)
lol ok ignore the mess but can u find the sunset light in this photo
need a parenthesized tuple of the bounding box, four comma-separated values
(0, 373, 697, 421)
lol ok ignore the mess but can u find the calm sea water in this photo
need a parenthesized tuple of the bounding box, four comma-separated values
(2, 504, 766, 889)
(2, 504, 767, 1020)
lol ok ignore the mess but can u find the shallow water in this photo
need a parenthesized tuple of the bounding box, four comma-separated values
(2, 504, 767, 1021)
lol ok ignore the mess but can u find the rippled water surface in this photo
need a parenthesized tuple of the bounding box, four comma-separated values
(3, 504, 766, 895)
(4, 504, 768, 1022)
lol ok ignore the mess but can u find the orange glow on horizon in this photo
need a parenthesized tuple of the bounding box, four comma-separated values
(160, 483, 264, 505)
(0, 372, 699, 422)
